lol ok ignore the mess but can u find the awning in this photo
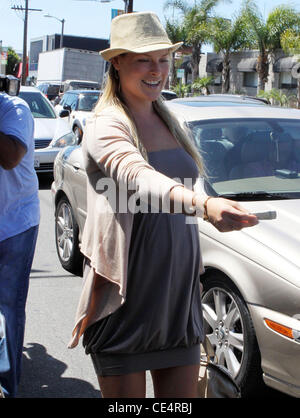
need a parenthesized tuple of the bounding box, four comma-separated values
(206, 58, 223, 73)
(273, 56, 299, 72)
(237, 58, 257, 72)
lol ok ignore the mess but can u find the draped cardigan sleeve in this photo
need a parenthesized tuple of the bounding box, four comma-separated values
(68, 107, 186, 348)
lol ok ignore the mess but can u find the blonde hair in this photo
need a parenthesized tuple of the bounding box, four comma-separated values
(94, 63, 205, 175)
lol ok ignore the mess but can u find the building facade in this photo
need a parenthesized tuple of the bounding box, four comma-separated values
(198, 49, 300, 100)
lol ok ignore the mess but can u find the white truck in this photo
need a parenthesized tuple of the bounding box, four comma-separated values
(36, 47, 106, 89)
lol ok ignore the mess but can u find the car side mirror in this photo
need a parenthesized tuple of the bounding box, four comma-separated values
(59, 109, 70, 118)
(63, 104, 72, 111)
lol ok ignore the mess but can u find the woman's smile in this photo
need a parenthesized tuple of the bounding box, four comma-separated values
(141, 79, 162, 88)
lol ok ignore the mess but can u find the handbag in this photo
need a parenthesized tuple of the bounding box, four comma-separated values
(198, 337, 241, 398)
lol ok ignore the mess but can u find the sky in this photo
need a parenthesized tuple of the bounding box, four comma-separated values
(1, 0, 299, 53)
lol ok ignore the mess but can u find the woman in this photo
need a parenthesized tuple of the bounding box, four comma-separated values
(68, 12, 258, 398)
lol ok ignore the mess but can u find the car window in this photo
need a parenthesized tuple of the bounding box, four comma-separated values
(59, 94, 67, 107)
(47, 85, 60, 96)
(77, 93, 99, 111)
(62, 93, 73, 107)
(70, 95, 78, 110)
(19, 91, 56, 119)
(189, 118, 300, 199)
(37, 84, 45, 93)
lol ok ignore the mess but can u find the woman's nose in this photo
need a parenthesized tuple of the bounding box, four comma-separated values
(149, 61, 161, 74)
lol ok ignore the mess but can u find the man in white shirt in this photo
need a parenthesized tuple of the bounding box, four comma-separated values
(0, 87, 40, 397)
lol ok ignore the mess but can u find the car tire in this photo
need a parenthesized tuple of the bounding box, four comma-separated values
(73, 126, 83, 144)
(55, 196, 83, 276)
(201, 272, 265, 398)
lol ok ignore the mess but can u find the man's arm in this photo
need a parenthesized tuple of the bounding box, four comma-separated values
(0, 131, 26, 170)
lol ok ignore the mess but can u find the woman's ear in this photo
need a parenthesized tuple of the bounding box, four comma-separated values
(111, 56, 121, 71)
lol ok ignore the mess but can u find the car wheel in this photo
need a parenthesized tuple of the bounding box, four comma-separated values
(73, 126, 83, 144)
(55, 196, 83, 276)
(201, 272, 265, 398)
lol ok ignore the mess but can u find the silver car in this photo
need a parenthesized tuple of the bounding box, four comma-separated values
(172, 94, 269, 107)
(19, 86, 76, 173)
(52, 104, 300, 397)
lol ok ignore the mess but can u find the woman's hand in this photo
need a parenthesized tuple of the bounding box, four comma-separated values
(204, 197, 258, 232)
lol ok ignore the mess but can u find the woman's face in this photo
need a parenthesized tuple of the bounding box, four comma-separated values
(112, 49, 170, 105)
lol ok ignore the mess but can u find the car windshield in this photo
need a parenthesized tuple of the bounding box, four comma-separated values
(19, 91, 56, 119)
(189, 118, 300, 200)
(77, 93, 99, 111)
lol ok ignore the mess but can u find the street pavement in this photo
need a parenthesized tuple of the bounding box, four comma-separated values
(17, 174, 154, 398)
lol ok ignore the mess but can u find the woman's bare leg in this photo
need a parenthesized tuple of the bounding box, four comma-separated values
(151, 364, 200, 398)
(97, 371, 146, 398)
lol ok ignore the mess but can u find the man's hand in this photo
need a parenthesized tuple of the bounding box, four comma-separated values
(0, 131, 26, 170)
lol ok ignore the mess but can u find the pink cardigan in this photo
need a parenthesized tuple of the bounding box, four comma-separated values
(69, 107, 205, 348)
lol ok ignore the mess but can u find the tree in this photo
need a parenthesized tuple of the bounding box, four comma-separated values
(192, 75, 215, 94)
(164, 0, 229, 82)
(241, 1, 300, 93)
(280, 28, 300, 108)
(6, 47, 21, 76)
(209, 15, 249, 93)
(258, 88, 296, 107)
(165, 18, 187, 88)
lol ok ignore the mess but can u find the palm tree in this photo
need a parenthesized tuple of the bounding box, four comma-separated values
(209, 16, 249, 93)
(165, 18, 187, 88)
(280, 28, 300, 108)
(192, 75, 215, 94)
(241, 1, 300, 93)
(164, 0, 229, 82)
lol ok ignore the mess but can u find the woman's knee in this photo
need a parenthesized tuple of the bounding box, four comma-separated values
(97, 371, 146, 398)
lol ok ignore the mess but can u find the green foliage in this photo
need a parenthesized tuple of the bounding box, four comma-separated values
(209, 16, 249, 54)
(191, 76, 215, 94)
(281, 29, 300, 55)
(165, 18, 187, 45)
(173, 82, 192, 97)
(6, 47, 21, 75)
(240, 1, 300, 53)
(257, 88, 296, 107)
(164, 0, 230, 80)
(267, 6, 300, 50)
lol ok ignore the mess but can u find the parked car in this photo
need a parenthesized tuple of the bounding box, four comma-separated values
(172, 94, 269, 107)
(52, 103, 300, 397)
(55, 89, 101, 142)
(19, 86, 76, 173)
(161, 89, 177, 100)
(37, 83, 61, 102)
(62, 79, 101, 92)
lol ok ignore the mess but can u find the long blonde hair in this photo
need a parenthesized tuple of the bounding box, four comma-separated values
(94, 63, 205, 175)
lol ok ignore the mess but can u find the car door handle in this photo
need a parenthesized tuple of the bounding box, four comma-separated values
(72, 162, 81, 171)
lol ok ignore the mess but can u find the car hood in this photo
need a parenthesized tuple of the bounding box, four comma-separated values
(34, 117, 71, 140)
(242, 199, 299, 268)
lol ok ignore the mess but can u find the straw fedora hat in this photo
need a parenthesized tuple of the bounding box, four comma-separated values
(100, 11, 183, 61)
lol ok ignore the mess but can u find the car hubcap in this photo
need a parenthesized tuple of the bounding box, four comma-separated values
(202, 287, 244, 378)
(56, 203, 74, 262)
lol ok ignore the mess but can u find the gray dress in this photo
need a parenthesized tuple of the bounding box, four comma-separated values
(83, 148, 204, 376)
